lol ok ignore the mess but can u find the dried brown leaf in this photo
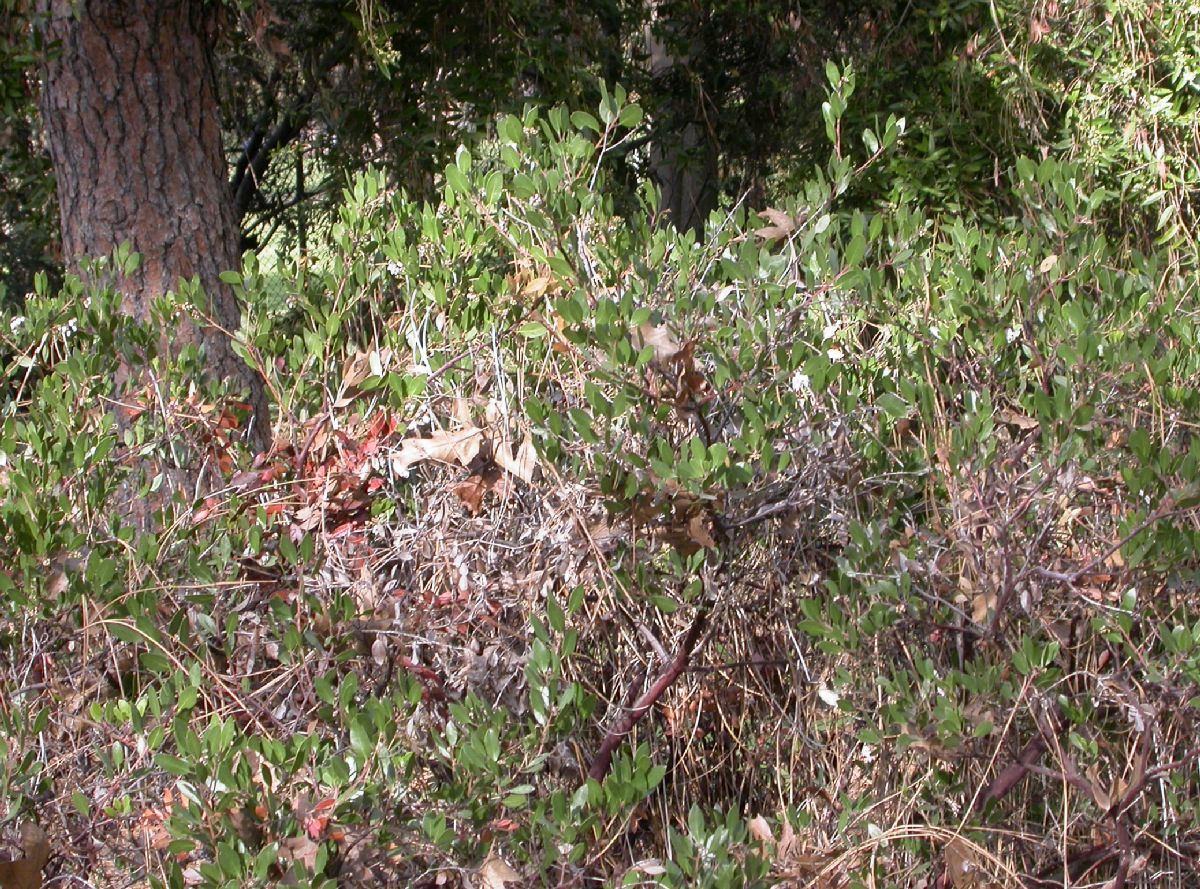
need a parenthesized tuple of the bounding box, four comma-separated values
(633, 322, 681, 362)
(0, 823, 49, 889)
(479, 853, 521, 889)
(521, 275, 552, 298)
(687, 513, 717, 549)
(494, 434, 539, 484)
(944, 836, 985, 889)
(747, 814, 774, 846)
(453, 476, 488, 515)
(279, 835, 322, 886)
(390, 427, 485, 475)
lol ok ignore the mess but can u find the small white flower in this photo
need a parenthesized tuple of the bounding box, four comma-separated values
(826, 348, 844, 362)
(790, 371, 810, 392)
(818, 685, 840, 708)
(1006, 325, 1021, 344)
(10, 315, 25, 334)
(822, 322, 839, 340)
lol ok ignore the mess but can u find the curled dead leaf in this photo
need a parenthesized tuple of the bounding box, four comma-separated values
(747, 814, 774, 846)
(633, 322, 681, 362)
(494, 434, 539, 484)
(755, 207, 798, 240)
(278, 835, 322, 885)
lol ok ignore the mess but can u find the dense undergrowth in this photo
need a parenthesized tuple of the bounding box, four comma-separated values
(2, 67, 1200, 888)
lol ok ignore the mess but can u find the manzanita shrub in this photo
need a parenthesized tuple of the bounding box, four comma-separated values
(2, 67, 1199, 887)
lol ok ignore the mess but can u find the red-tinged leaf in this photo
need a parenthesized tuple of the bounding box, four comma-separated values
(329, 520, 362, 539)
(453, 476, 488, 515)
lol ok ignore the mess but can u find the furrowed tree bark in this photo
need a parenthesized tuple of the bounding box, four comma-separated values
(38, 0, 269, 450)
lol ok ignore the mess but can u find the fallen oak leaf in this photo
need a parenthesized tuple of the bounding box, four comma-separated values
(494, 433, 539, 484)
(479, 852, 521, 889)
(0, 822, 50, 889)
(389, 426, 485, 476)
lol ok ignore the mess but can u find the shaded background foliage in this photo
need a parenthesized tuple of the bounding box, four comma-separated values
(7, 0, 1187, 299)
(0, 0, 59, 304)
(2, 0, 1060, 304)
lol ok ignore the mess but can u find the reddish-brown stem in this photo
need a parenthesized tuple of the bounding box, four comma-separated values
(587, 602, 710, 782)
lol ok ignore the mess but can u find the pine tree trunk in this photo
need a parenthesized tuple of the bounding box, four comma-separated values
(38, 0, 269, 448)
